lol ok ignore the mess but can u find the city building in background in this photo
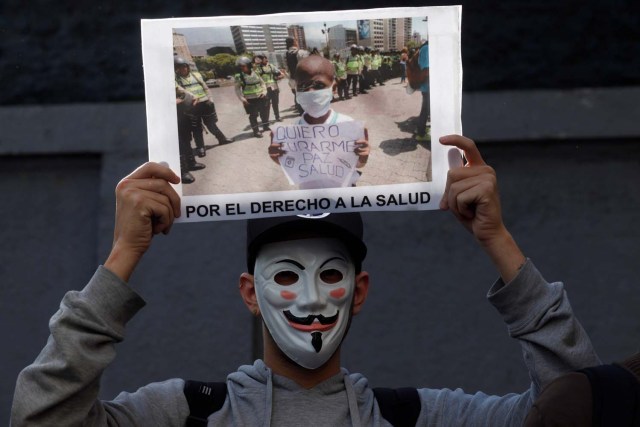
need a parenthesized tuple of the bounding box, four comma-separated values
(231, 25, 288, 54)
(173, 32, 196, 66)
(357, 19, 385, 50)
(355, 18, 412, 51)
(328, 24, 359, 50)
(385, 18, 413, 51)
(345, 28, 357, 47)
(287, 25, 307, 50)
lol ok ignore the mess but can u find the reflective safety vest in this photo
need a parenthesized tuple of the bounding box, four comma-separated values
(370, 55, 381, 70)
(363, 54, 372, 67)
(346, 55, 360, 74)
(175, 71, 208, 101)
(333, 60, 346, 79)
(235, 71, 265, 98)
(256, 64, 279, 88)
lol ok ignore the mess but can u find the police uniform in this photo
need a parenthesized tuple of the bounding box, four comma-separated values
(361, 51, 372, 90)
(345, 52, 361, 97)
(235, 69, 269, 137)
(256, 63, 282, 122)
(370, 53, 384, 86)
(333, 57, 349, 100)
(175, 70, 233, 157)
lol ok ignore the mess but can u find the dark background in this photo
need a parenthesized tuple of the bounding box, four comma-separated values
(1, 0, 639, 423)
(1, 0, 639, 105)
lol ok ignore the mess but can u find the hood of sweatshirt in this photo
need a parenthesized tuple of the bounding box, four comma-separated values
(224, 359, 375, 427)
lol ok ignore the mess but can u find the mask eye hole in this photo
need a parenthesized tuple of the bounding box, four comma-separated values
(320, 269, 343, 284)
(274, 270, 299, 286)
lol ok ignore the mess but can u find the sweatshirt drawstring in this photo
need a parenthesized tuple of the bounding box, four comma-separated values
(264, 369, 273, 427)
(344, 374, 362, 427)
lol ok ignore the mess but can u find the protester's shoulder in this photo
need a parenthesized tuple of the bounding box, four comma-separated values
(111, 378, 189, 421)
(227, 360, 270, 388)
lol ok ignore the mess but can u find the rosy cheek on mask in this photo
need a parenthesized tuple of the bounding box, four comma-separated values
(263, 285, 294, 309)
(280, 290, 297, 300)
(329, 287, 347, 299)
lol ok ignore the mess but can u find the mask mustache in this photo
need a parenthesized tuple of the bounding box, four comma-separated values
(284, 310, 339, 325)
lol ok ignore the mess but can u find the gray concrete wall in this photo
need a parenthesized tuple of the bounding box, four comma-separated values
(2, 1, 639, 104)
(2, 0, 640, 422)
(2, 92, 639, 422)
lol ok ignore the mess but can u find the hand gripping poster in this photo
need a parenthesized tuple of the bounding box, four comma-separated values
(141, 6, 463, 221)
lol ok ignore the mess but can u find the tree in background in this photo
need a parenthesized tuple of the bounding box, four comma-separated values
(195, 53, 243, 79)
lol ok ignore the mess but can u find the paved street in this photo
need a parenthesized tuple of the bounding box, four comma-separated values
(184, 77, 431, 196)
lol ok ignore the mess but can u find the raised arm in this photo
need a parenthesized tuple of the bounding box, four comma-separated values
(104, 162, 181, 281)
(439, 134, 525, 282)
(11, 163, 187, 426)
(415, 135, 600, 425)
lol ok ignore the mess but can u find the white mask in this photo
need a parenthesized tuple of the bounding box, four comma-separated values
(296, 88, 333, 118)
(254, 238, 355, 369)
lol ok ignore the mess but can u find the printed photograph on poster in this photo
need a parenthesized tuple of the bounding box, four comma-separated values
(142, 6, 462, 221)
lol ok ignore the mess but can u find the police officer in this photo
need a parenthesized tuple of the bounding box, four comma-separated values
(235, 56, 269, 138)
(174, 57, 234, 158)
(371, 49, 384, 86)
(345, 45, 361, 97)
(255, 55, 283, 122)
(332, 53, 349, 100)
(175, 91, 204, 184)
(361, 47, 372, 91)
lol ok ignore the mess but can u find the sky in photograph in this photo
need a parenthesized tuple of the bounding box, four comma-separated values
(176, 16, 429, 53)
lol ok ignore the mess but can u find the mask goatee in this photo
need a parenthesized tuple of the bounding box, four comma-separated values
(311, 332, 323, 353)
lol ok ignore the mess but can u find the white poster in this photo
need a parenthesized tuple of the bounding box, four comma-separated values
(141, 6, 463, 221)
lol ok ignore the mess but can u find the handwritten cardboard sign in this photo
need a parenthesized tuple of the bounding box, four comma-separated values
(273, 121, 364, 189)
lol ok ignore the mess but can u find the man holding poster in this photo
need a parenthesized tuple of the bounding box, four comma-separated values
(268, 55, 370, 189)
(11, 135, 600, 426)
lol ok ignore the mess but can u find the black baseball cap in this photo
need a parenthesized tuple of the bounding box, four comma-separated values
(246, 213, 367, 274)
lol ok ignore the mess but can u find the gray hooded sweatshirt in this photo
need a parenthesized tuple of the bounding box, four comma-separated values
(11, 260, 600, 426)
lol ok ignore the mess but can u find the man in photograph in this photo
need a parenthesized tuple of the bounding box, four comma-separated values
(174, 57, 234, 157)
(11, 134, 600, 426)
(234, 56, 270, 138)
(332, 52, 349, 100)
(345, 44, 362, 97)
(268, 55, 370, 189)
(255, 55, 283, 122)
(285, 37, 309, 115)
(175, 90, 205, 184)
(414, 39, 431, 142)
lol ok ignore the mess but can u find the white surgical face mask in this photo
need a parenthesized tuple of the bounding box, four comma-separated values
(254, 238, 355, 369)
(296, 88, 333, 118)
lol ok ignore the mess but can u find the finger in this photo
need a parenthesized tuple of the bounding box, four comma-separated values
(146, 197, 174, 235)
(268, 145, 286, 155)
(364, 127, 369, 141)
(440, 165, 495, 210)
(134, 189, 176, 234)
(454, 186, 479, 221)
(127, 162, 180, 184)
(448, 172, 499, 227)
(439, 135, 486, 166)
(118, 177, 181, 218)
(447, 174, 493, 218)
